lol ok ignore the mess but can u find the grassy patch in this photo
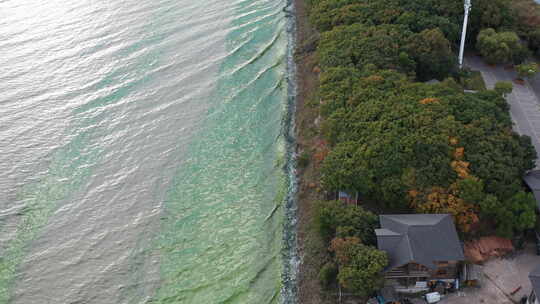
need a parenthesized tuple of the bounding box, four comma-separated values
(460, 70, 487, 91)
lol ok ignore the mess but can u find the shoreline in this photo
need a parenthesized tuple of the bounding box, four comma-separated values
(282, 0, 300, 302)
(291, 0, 327, 302)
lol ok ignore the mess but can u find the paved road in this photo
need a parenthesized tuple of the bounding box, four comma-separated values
(466, 55, 540, 168)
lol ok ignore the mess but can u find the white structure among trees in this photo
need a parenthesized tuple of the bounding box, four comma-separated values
(459, 0, 472, 69)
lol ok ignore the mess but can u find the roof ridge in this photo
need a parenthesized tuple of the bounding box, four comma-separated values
(407, 224, 440, 226)
(404, 234, 413, 261)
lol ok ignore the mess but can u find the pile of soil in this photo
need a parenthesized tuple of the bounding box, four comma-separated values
(464, 236, 514, 264)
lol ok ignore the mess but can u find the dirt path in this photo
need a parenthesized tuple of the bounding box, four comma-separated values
(292, 0, 331, 303)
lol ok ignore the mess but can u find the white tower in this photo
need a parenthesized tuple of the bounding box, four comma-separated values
(459, 0, 472, 69)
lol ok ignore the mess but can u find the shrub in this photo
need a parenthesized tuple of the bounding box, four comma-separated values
(516, 63, 539, 80)
(319, 262, 338, 289)
(297, 151, 311, 169)
(494, 81, 513, 96)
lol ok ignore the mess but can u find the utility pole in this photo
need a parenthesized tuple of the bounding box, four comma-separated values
(459, 0, 472, 69)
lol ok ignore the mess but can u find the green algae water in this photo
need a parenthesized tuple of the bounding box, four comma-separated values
(0, 0, 297, 303)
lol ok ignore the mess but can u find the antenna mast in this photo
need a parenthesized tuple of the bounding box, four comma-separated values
(459, 0, 472, 69)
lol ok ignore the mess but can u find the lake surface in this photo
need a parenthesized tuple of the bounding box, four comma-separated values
(0, 0, 295, 303)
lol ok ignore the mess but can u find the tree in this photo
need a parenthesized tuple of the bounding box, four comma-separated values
(529, 28, 540, 54)
(456, 177, 487, 204)
(506, 191, 537, 233)
(473, 0, 516, 31)
(477, 32, 511, 64)
(330, 237, 362, 265)
(319, 67, 362, 117)
(411, 184, 480, 233)
(476, 29, 528, 64)
(516, 63, 539, 80)
(308, 0, 460, 40)
(317, 23, 415, 73)
(510, 0, 540, 53)
(479, 191, 536, 237)
(330, 239, 387, 298)
(314, 200, 378, 244)
(407, 28, 456, 80)
(461, 119, 536, 200)
(319, 262, 338, 289)
(466, 0, 516, 45)
(320, 142, 369, 192)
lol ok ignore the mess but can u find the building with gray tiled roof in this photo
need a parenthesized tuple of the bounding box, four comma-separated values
(376, 214, 464, 290)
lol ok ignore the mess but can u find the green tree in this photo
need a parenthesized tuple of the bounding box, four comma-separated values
(461, 119, 536, 200)
(314, 200, 378, 244)
(317, 23, 415, 73)
(319, 67, 362, 117)
(319, 141, 375, 193)
(407, 28, 456, 80)
(467, 0, 516, 44)
(529, 28, 540, 54)
(319, 262, 338, 289)
(479, 191, 536, 237)
(510, 0, 540, 53)
(308, 0, 460, 40)
(456, 177, 487, 204)
(331, 240, 387, 298)
(506, 191, 537, 232)
(476, 29, 528, 64)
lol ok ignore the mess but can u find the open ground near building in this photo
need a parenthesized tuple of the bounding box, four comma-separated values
(438, 244, 540, 304)
(369, 244, 540, 304)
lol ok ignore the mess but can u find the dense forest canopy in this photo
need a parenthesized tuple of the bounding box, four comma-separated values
(309, 0, 538, 237)
(308, 0, 540, 54)
(304, 0, 539, 298)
